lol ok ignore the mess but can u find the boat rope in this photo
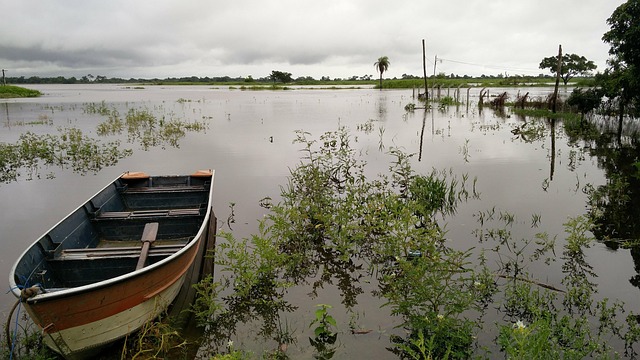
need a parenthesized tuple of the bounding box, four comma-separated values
(5, 285, 41, 359)
(4, 299, 21, 359)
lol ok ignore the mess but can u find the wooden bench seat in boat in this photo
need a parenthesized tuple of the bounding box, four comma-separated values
(123, 185, 207, 193)
(51, 222, 187, 261)
(94, 208, 201, 220)
(55, 244, 185, 260)
(45, 222, 190, 287)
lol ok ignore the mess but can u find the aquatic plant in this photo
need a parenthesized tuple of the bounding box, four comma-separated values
(190, 126, 640, 358)
(0, 127, 132, 183)
(96, 108, 208, 150)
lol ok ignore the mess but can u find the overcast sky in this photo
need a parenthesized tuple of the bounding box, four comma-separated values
(0, 0, 626, 80)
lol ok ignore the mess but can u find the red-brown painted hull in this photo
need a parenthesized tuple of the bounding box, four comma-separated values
(9, 171, 215, 359)
(26, 235, 199, 332)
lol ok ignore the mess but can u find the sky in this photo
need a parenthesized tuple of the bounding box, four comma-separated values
(0, 0, 627, 80)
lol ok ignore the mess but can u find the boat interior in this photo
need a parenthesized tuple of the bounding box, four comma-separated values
(13, 174, 212, 291)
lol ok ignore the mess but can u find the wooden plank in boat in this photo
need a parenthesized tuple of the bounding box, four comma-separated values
(95, 208, 201, 219)
(124, 185, 206, 193)
(55, 245, 185, 260)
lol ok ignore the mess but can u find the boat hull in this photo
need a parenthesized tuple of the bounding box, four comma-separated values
(42, 273, 185, 358)
(9, 171, 215, 359)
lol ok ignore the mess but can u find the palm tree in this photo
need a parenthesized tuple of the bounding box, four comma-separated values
(374, 56, 390, 90)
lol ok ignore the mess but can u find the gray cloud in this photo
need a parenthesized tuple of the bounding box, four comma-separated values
(0, 0, 626, 79)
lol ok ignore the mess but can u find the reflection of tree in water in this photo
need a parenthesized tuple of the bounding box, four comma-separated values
(565, 115, 640, 289)
(376, 93, 388, 121)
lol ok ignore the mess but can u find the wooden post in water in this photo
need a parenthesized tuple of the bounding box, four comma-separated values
(433, 55, 438, 77)
(422, 39, 429, 102)
(552, 45, 562, 113)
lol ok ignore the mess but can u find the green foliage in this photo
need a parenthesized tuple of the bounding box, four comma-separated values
(603, 0, 640, 71)
(539, 53, 597, 85)
(382, 77, 570, 89)
(510, 108, 581, 122)
(269, 71, 293, 84)
(600, 0, 640, 117)
(479, 213, 637, 359)
(235, 85, 291, 91)
(262, 128, 482, 358)
(187, 126, 640, 358)
(374, 56, 391, 89)
(567, 88, 603, 119)
(84, 100, 114, 116)
(96, 107, 208, 150)
(437, 96, 460, 107)
(191, 229, 296, 353)
(0, 85, 41, 98)
(0, 128, 132, 183)
(309, 304, 338, 359)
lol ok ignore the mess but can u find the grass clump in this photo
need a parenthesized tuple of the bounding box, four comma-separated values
(0, 85, 41, 98)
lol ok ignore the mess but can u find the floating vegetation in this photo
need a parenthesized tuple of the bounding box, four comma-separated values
(6, 114, 54, 127)
(356, 119, 375, 134)
(510, 120, 547, 143)
(437, 96, 460, 106)
(235, 85, 291, 91)
(97, 108, 208, 150)
(0, 101, 209, 184)
(83, 100, 115, 116)
(187, 127, 640, 358)
(0, 127, 132, 183)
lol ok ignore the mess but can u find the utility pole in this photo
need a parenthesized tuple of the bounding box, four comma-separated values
(551, 45, 562, 113)
(433, 55, 438, 77)
(1, 69, 6, 85)
(422, 39, 428, 101)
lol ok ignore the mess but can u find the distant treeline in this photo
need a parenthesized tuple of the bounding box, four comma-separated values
(5, 75, 255, 85)
(4, 74, 592, 88)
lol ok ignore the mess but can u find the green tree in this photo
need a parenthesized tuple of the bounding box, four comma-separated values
(600, 0, 640, 118)
(373, 56, 390, 89)
(269, 70, 292, 84)
(567, 88, 602, 121)
(539, 53, 597, 85)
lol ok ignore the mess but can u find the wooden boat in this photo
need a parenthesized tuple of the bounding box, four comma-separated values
(9, 170, 216, 359)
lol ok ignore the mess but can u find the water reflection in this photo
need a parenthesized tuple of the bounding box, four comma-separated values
(3, 102, 8, 126)
(549, 119, 556, 181)
(565, 114, 640, 290)
(0, 101, 209, 184)
(3, 86, 640, 358)
(92, 103, 208, 150)
(0, 128, 132, 183)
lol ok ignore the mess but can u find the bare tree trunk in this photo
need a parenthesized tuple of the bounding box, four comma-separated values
(552, 45, 562, 113)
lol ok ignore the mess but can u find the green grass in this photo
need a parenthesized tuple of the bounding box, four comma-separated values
(382, 76, 595, 89)
(511, 108, 582, 122)
(0, 85, 41, 98)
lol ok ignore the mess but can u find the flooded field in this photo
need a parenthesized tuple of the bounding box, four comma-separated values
(1, 84, 638, 358)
